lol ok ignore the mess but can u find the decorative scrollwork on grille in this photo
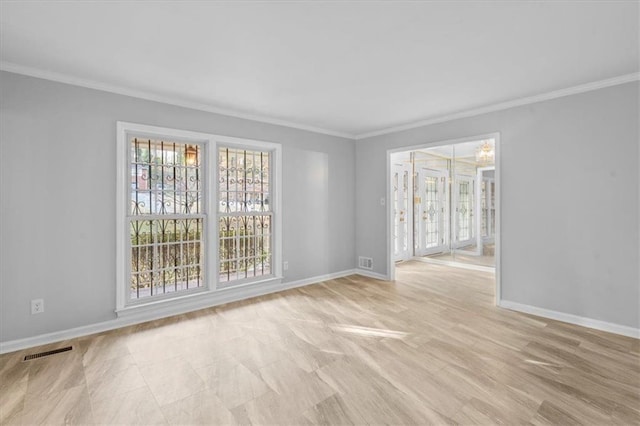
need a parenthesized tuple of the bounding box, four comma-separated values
(129, 138, 203, 300)
(218, 146, 272, 283)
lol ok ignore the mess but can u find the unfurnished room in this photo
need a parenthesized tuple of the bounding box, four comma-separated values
(0, 1, 638, 425)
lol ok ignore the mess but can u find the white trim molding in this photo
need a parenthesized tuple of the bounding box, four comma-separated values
(2, 62, 637, 142)
(499, 299, 640, 339)
(355, 72, 640, 139)
(355, 269, 389, 281)
(0, 269, 357, 354)
(0, 61, 352, 139)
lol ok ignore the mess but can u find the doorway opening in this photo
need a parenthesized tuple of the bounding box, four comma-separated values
(387, 134, 500, 301)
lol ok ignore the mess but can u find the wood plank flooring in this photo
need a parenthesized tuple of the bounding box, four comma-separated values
(1, 261, 638, 425)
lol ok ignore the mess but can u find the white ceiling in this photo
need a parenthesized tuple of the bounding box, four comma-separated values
(1, 1, 638, 138)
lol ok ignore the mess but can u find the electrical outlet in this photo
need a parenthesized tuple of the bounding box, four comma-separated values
(380, 197, 386, 206)
(31, 299, 44, 315)
(283, 261, 289, 271)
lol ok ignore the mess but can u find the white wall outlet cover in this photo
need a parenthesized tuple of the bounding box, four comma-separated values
(31, 299, 44, 314)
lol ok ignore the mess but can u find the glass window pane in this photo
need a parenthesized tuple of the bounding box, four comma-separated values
(128, 136, 204, 301)
(129, 218, 203, 300)
(218, 146, 273, 284)
(130, 138, 201, 216)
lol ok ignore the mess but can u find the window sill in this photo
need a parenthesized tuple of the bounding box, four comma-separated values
(215, 274, 279, 291)
(115, 276, 283, 320)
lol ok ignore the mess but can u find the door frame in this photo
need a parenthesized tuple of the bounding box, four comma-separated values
(385, 132, 502, 304)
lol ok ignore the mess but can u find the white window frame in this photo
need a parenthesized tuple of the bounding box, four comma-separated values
(116, 122, 282, 315)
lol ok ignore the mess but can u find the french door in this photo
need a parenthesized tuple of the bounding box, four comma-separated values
(453, 175, 475, 248)
(392, 163, 412, 261)
(415, 168, 448, 256)
(481, 177, 495, 243)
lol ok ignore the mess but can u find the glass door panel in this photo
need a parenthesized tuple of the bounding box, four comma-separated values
(453, 175, 475, 252)
(392, 162, 412, 261)
(415, 168, 447, 256)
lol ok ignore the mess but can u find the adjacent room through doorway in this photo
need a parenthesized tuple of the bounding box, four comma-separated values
(389, 135, 500, 291)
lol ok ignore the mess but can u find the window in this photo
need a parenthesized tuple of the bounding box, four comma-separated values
(128, 138, 204, 301)
(217, 147, 272, 284)
(117, 122, 281, 313)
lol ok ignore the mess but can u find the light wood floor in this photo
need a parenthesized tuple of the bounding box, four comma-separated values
(1, 261, 638, 425)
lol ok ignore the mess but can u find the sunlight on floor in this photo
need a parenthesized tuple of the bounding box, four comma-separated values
(329, 324, 408, 339)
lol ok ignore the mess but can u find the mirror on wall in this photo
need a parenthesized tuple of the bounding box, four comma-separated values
(391, 138, 496, 268)
(448, 140, 495, 266)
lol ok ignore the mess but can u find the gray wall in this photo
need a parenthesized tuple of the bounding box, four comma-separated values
(0, 71, 355, 342)
(356, 82, 639, 329)
(1, 70, 637, 342)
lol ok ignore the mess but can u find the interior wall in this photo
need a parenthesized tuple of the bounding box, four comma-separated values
(1, 70, 637, 341)
(0, 71, 356, 342)
(356, 81, 639, 329)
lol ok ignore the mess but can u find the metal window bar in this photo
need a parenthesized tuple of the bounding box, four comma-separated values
(218, 147, 272, 283)
(128, 138, 203, 300)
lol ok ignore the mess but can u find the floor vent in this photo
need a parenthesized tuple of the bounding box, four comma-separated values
(359, 256, 373, 270)
(23, 346, 73, 361)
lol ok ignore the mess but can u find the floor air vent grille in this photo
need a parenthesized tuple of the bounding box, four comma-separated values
(23, 346, 73, 361)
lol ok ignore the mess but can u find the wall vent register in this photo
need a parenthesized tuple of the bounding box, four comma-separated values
(359, 256, 373, 270)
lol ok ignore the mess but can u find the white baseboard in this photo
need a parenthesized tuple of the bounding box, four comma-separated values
(354, 269, 389, 281)
(0, 269, 356, 354)
(285, 269, 357, 288)
(414, 256, 495, 273)
(498, 299, 640, 339)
